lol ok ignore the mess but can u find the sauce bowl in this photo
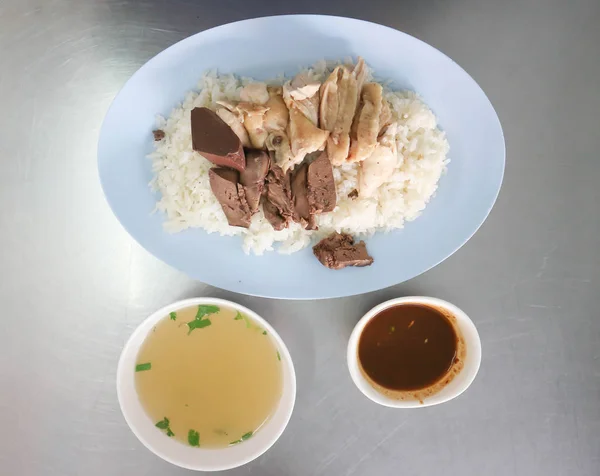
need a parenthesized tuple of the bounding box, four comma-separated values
(347, 296, 481, 408)
(117, 298, 296, 471)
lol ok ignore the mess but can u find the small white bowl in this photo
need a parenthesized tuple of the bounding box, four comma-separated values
(117, 298, 296, 471)
(347, 296, 481, 408)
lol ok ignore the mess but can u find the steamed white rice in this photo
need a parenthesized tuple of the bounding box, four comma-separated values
(149, 62, 449, 255)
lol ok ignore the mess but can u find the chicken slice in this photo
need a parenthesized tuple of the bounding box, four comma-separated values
(234, 102, 269, 149)
(283, 72, 321, 126)
(287, 107, 329, 172)
(265, 131, 294, 171)
(319, 72, 339, 132)
(379, 99, 392, 135)
(235, 102, 269, 117)
(215, 107, 251, 148)
(287, 73, 321, 100)
(353, 57, 368, 101)
(358, 122, 399, 198)
(319, 65, 358, 165)
(264, 86, 289, 132)
(281, 72, 329, 169)
(240, 82, 269, 105)
(216, 99, 270, 149)
(348, 83, 383, 163)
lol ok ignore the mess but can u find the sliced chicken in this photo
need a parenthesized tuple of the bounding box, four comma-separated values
(215, 107, 251, 148)
(379, 98, 392, 135)
(281, 72, 329, 170)
(319, 74, 339, 133)
(286, 74, 321, 101)
(262, 87, 294, 169)
(348, 83, 383, 163)
(283, 73, 321, 126)
(319, 65, 358, 165)
(216, 99, 270, 150)
(235, 102, 269, 149)
(263, 86, 289, 132)
(265, 131, 294, 171)
(353, 57, 368, 100)
(240, 82, 269, 105)
(358, 122, 399, 198)
(287, 107, 329, 171)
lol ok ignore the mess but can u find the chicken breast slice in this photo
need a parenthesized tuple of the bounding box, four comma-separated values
(240, 82, 269, 105)
(283, 72, 321, 126)
(358, 122, 400, 198)
(319, 65, 358, 165)
(287, 73, 321, 100)
(379, 98, 392, 135)
(215, 107, 251, 148)
(353, 57, 368, 101)
(264, 86, 289, 132)
(265, 131, 294, 171)
(287, 107, 329, 172)
(348, 83, 383, 163)
(232, 102, 270, 149)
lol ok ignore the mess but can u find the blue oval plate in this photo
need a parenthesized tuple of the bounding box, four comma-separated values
(98, 15, 505, 299)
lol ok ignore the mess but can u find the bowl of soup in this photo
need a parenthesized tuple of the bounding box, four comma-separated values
(117, 298, 296, 471)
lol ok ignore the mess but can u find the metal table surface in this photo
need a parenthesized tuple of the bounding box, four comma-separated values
(1, 1, 599, 475)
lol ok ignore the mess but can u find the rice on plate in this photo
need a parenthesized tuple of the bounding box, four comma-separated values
(149, 61, 449, 255)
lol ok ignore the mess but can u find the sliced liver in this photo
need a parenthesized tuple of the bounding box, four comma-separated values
(290, 163, 317, 230)
(313, 232, 374, 270)
(239, 150, 270, 214)
(308, 152, 336, 214)
(191, 107, 246, 172)
(262, 197, 287, 231)
(263, 163, 297, 229)
(208, 168, 252, 228)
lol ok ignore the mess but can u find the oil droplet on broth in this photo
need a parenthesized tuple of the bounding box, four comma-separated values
(134, 305, 283, 448)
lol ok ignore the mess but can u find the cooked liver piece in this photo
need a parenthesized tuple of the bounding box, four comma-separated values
(262, 197, 287, 231)
(208, 168, 252, 228)
(239, 150, 270, 214)
(263, 163, 297, 229)
(290, 163, 317, 230)
(313, 232, 374, 270)
(307, 152, 336, 214)
(191, 107, 246, 172)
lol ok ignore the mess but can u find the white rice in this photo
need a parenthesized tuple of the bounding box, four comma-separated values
(148, 63, 449, 255)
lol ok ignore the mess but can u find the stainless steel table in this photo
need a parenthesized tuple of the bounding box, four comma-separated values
(2, 1, 599, 475)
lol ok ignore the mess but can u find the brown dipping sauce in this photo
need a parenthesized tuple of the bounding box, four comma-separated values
(358, 304, 463, 398)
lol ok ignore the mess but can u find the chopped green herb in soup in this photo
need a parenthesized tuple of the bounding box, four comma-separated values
(135, 304, 283, 448)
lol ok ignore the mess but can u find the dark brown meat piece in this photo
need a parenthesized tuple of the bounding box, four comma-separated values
(239, 150, 270, 214)
(263, 163, 297, 229)
(191, 107, 246, 172)
(308, 152, 336, 214)
(208, 168, 252, 228)
(153, 129, 165, 141)
(290, 163, 317, 230)
(313, 232, 374, 270)
(348, 189, 358, 199)
(262, 197, 287, 231)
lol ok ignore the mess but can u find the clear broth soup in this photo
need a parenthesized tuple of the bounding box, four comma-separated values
(135, 304, 283, 448)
